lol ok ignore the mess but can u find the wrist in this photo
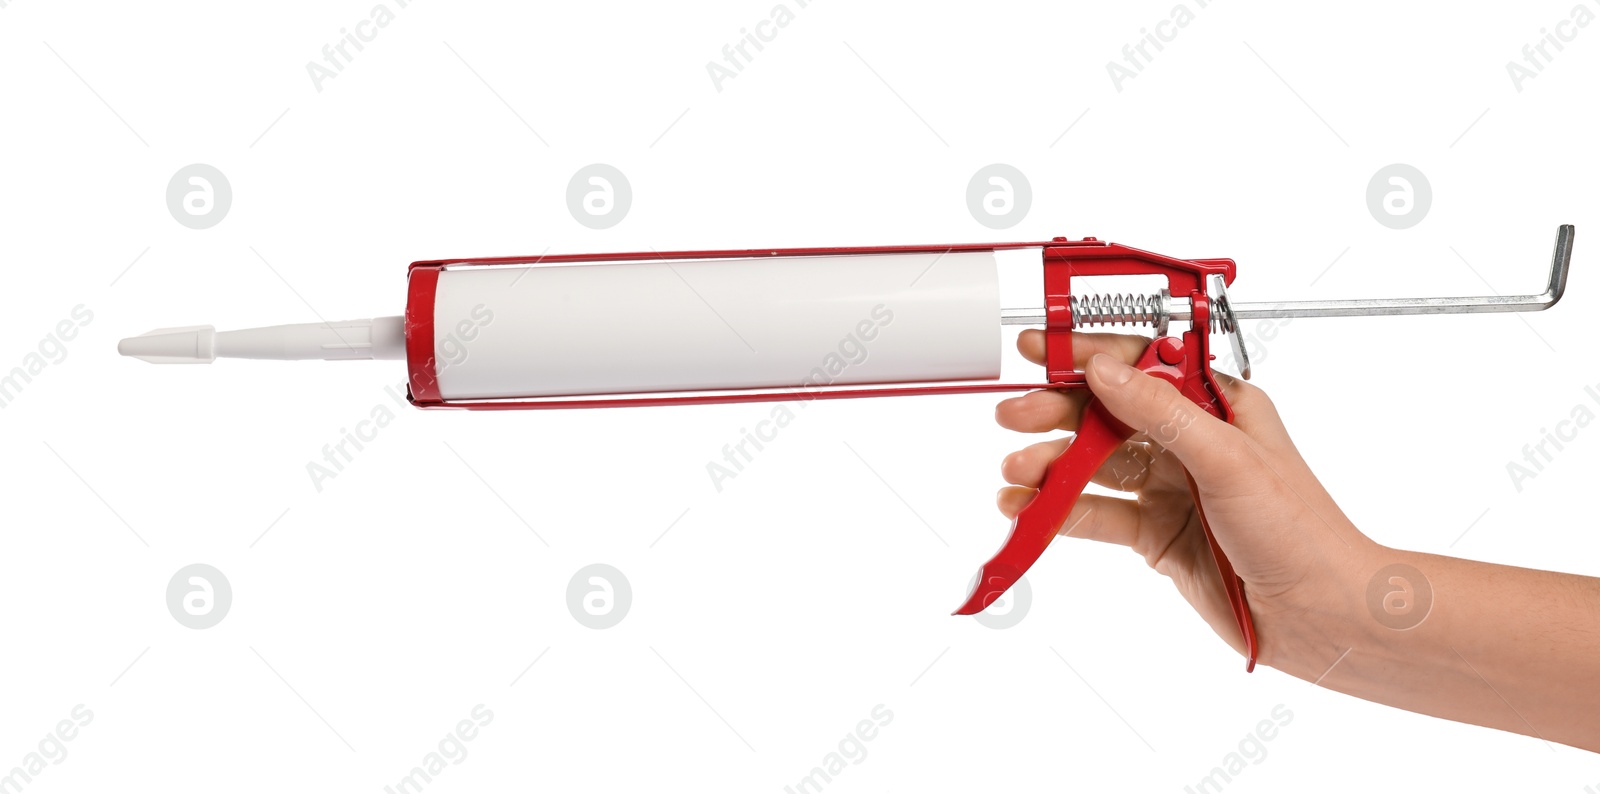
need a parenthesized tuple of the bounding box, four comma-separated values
(1256, 533, 1390, 681)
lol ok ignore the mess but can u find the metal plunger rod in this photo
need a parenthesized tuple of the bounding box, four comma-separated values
(1000, 225, 1574, 326)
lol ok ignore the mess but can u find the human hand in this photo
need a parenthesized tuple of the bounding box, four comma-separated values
(995, 330, 1600, 751)
(994, 330, 1378, 669)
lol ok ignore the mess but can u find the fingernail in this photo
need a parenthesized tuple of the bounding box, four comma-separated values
(1090, 353, 1134, 385)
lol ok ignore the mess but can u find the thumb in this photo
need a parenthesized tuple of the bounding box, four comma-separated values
(1085, 353, 1242, 479)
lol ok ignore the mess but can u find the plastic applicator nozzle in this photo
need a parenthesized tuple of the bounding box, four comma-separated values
(118, 316, 405, 364)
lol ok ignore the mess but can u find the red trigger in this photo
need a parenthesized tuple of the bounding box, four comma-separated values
(953, 340, 1169, 616)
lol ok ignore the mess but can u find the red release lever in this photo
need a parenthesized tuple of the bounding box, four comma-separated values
(954, 241, 1259, 672)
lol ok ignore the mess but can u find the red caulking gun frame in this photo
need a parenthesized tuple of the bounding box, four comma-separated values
(120, 226, 1576, 672)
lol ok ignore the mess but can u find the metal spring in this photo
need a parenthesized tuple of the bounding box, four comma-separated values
(1069, 292, 1166, 327)
(1209, 306, 1236, 334)
(1068, 291, 1237, 333)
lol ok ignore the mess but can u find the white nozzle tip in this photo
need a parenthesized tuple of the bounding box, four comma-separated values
(119, 326, 217, 364)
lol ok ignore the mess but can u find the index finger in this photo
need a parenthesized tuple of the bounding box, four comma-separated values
(995, 331, 1159, 435)
(1017, 330, 1153, 369)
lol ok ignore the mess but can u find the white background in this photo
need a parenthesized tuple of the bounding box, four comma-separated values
(2, 0, 1599, 791)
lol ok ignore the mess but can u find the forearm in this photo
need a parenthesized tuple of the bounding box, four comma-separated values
(1267, 545, 1600, 751)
